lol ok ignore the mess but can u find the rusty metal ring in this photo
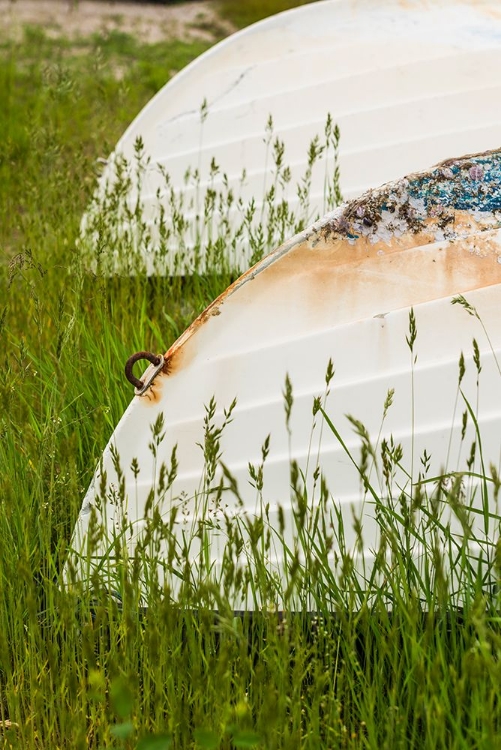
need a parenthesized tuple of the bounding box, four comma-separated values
(125, 351, 163, 391)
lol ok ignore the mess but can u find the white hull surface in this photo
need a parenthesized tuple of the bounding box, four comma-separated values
(72, 150, 501, 610)
(83, 0, 501, 274)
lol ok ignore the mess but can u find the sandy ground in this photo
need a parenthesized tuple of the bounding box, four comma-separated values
(0, 0, 234, 43)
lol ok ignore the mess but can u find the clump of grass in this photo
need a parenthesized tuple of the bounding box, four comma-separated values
(216, 0, 318, 29)
(82, 112, 342, 275)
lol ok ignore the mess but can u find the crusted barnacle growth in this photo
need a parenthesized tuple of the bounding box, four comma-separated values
(321, 148, 501, 248)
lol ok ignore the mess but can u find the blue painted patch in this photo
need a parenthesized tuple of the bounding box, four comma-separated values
(466, 23, 501, 45)
(407, 152, 501, 214)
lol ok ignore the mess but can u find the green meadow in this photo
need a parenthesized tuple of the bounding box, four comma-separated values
(2, 5, 501, 749)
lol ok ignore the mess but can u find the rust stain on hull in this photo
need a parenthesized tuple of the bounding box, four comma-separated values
(250, 230, 501, 334)
(139, 335, 194, 405)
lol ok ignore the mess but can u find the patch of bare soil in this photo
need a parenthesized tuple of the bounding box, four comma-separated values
(0, 0, 234, 43)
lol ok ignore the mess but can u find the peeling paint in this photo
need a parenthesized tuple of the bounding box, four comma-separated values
(325, 150, 501, 247)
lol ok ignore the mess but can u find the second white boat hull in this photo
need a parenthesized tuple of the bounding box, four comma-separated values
(82, 0, 501, 274)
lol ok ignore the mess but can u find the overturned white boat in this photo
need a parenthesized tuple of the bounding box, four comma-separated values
(70, 149, 501, 610)
(82, 0, 501, 274)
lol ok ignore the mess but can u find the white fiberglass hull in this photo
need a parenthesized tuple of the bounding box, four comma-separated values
(83, 0, 501, 273)
(71, 150, 501, 610)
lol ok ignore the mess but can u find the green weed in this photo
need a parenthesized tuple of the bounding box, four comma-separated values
(82, 112, 342, 275)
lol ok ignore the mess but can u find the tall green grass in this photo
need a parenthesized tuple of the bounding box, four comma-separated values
(82, 112, 342, 275)
(2, 20, 501, 750)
